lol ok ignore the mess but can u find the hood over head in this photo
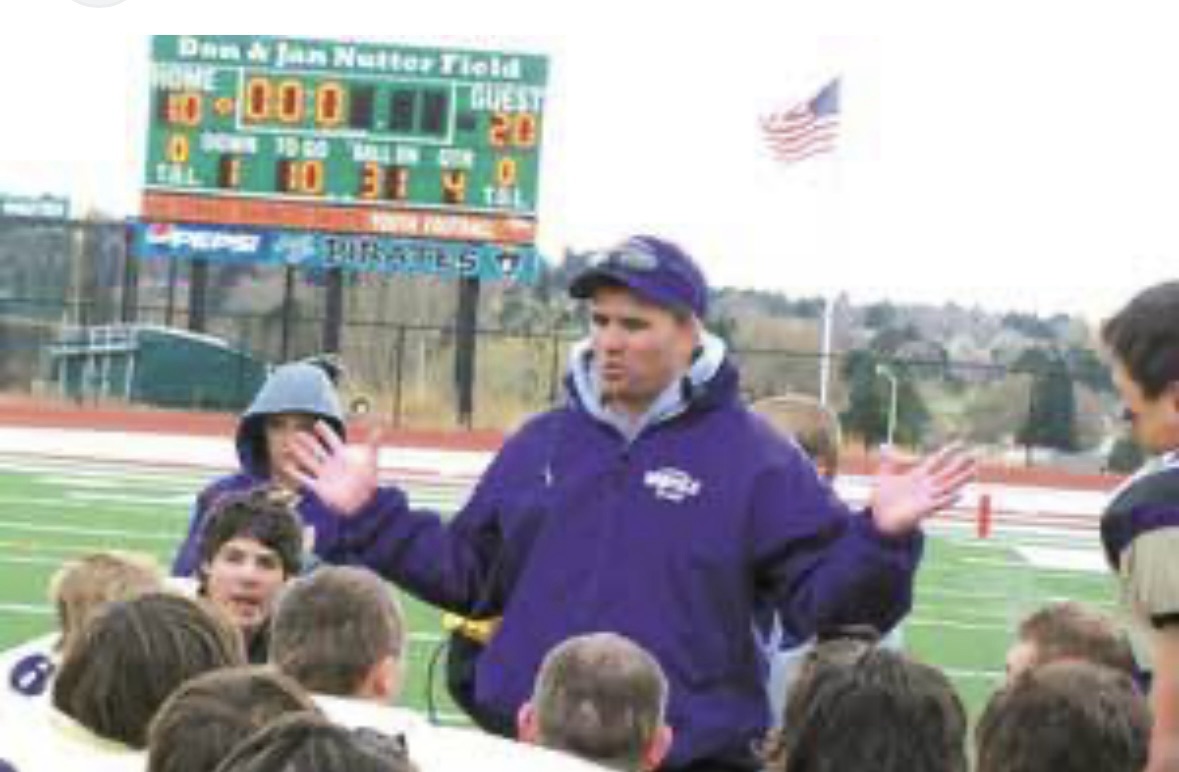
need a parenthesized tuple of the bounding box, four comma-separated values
(235, 361, 345, 476)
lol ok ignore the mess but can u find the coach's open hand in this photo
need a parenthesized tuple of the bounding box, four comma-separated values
(286, 421, 380, 515)
(869, 443, 976, 535)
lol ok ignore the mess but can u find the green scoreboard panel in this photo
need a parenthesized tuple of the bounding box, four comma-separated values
(143, 35, 548, 244)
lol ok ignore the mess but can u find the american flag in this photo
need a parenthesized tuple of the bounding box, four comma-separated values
(761, 78, 840, 165)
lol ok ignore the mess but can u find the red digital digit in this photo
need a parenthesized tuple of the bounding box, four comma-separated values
(387, 167, 410, 200)
(359, 162, 381, 199)
(278, 80, 305, 124)
(513, 113, 538, 148)
(317, 82, 345, 128)
(245, 78, 271, 122)
(489, 113, 511, 148)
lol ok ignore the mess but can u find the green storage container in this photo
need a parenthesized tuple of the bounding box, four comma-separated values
(49, 325, 266, 410)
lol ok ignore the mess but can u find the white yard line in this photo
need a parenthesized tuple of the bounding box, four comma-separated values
(62, 491, 194, 506)
(956, 555, 1111, 578)
(908, 618, 1011, 632)
(1015, 545, 1107, 574)
(941, 666, 1004, 681)
(0, 428, 493, 480)
(0, 497, 189, 518)
(0, 520, 177, 541)
(917, 587, 1022, 601)
(0, 457, 212, 485)
(0, 603, 53, 616)
(0, 554, 82, 567)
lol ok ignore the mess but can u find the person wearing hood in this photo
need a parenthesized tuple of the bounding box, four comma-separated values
(171, 358, 348, 577)
(284, 235, 976, 772)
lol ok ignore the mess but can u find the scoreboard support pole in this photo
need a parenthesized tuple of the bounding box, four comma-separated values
(280, 265, 297, 362)
(164, 257, 179, 328)
(188, 258, 209, 334)
(323, 268, 344, 355)
(120, 223, 139, 325)
(70, 224, 93, 329)
(455, 276, 481, 428)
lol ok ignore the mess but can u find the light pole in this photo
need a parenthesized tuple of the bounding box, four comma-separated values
(876, 363, 898, 447)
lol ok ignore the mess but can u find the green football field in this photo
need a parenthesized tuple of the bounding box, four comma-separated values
(0, 453, 1118, 722)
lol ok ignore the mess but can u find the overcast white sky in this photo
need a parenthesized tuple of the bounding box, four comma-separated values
(4, 2, 1179, 321)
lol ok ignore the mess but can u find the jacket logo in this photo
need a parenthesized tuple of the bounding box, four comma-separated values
(644, 467, 702, 503)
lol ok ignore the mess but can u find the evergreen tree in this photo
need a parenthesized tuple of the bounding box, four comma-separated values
(840, 350, 888, 447)
(1107, 435, 1146, 473)
(1017, 350, 1077, 451)
(840, 349, 931, 448)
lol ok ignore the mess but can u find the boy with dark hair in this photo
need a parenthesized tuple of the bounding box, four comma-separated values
(777, 647, 966, 772)
(0, 593, 248, 771)
(977, 660, 1150, 772)
(760, 632, 879, 770)
(147, 666, 318, 772)
(212, 712, 417, 772)
(1100, 281, 1179, 770)
(52, 593, 245, 749)
(518, 633, 673, 772)
(198, 486, 303, 662)
(1006, 601, 1136, 681)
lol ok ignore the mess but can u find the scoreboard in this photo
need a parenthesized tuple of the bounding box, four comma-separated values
(142, 35, 548, 245)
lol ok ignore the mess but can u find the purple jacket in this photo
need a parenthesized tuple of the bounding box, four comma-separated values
(319, 342, 922, 768)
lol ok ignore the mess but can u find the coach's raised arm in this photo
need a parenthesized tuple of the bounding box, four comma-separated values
(284, 234, 975, 771)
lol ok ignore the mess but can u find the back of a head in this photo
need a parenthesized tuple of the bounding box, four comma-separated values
(147, 666, 318, 772)
(531, 632, 668, 771)
(751, 395, 842, 478)
(50, 551, 164, 654)
(977, 660, 1149, 772)
(784, 648, 966, 772)
(212, 712, 417, 772)
(1015, 601, 1135, 677)
(763, 634, 879, 771)
(270, 565, 405, 697)
(52, 592, 246, 748)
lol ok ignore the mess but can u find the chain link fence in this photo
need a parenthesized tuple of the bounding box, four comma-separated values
(0, 215, 1127, 467)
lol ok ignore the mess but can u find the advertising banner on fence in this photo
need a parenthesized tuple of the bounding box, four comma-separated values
(132, 221, 541, 283)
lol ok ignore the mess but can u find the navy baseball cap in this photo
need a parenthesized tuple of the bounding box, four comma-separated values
(569, 235, 708, 318)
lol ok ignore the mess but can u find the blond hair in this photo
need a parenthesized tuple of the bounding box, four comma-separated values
(49, 551, 164, 654)
(751, 395, 842, 478)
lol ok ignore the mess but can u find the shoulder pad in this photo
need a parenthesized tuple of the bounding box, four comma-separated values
(1108, 467, 1179, 515)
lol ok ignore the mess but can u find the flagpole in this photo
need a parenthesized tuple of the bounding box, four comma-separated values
(760, 76, 842, 407)
(819, 293, 834, 406)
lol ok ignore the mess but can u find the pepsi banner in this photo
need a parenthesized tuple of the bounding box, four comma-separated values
(133, 222, 541, 284)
